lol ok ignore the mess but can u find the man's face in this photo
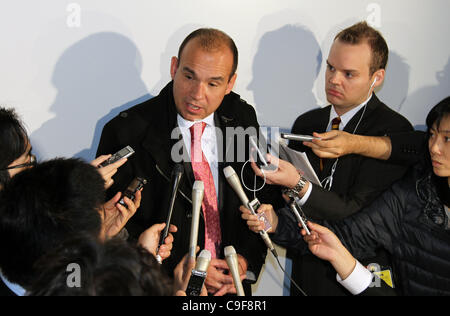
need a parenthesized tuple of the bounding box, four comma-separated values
(171, 39, 237, 121)
(429, 115, 450, 181)
(325, 40, 382, 115)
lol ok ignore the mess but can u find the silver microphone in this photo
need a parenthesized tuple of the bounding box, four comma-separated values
(223, 166, 278, 257)
(224, 246, 245, 296)
(189, 181, 204, 259)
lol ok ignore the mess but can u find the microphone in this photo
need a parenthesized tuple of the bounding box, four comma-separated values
(185, 249, 211, 296)
(224, 246, 245, 296)
(189, 181, 204, 259)
(156, 163, 184, 264)
(223, 166, 278, 258)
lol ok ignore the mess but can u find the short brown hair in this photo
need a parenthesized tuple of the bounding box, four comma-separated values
(177, 28, 238, 80)
(334, 21, 388, 75)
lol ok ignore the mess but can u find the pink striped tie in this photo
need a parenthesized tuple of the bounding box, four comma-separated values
(190, 122, 221, 258)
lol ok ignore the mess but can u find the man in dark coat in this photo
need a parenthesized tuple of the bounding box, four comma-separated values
(96, 28, 281, 296)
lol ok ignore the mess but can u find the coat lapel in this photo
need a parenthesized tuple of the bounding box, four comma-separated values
(141, 82, 194, 205)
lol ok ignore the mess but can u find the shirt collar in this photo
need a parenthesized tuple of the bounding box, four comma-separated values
(177, 112, 216, 130)
(329, 94, 373, 130)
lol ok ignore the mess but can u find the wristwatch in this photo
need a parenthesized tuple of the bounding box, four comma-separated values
(282, 175, 308, 198)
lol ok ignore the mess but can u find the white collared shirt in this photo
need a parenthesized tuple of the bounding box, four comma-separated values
(326, 94, 373, 132)
(336, 260, 373, 295)
(177, 113, 219, 199)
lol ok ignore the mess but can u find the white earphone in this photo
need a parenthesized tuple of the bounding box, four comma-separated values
(322, 77, 378, 191)
(370, 77, 377, 90)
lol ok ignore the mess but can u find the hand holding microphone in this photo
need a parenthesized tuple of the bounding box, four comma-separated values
(223, 166, 278, 258)
(156, 164, 184, 264)
(138, 222, 177, 261)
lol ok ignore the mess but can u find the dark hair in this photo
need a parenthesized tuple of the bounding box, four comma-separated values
(29, 234, 173, 296)
(426, 96, 450, 207)
(426, 96, 450, 132)
(334, 21, 389, 75)
(0, 107, 29, 187)
(177, 28, 238, 80)
(0, 158, 105, 288)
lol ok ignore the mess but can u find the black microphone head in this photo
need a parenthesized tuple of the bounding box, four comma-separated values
(172, 163, 184, 176)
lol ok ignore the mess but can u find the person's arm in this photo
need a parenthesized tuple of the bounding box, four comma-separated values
(303, 130, 427, 165)
(304, 131, 392, 160)
(301, 222, 373, 295)
(251, 152, 408, 220)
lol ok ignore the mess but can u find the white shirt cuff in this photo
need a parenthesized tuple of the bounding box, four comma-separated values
(336, 260, 373, 295)
(297, 182, 313, 206)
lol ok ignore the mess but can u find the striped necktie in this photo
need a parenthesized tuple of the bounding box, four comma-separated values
(320, 116, 341, 172)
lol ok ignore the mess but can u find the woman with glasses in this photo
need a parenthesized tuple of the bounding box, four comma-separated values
(0, 108, 35, 189)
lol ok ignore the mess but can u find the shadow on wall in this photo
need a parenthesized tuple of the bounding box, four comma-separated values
(377, 51, 410, 112)
(151, 24, 202, 96)
(403, 57, 450, 130)
(248, 24, 322, 131)
(31, 32, 151, 161)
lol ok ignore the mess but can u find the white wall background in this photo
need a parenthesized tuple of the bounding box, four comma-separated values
(1, 0, 448, 295)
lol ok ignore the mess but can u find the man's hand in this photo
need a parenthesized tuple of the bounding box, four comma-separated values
(250, 154, 300, 188)
(100, 189, 141, 240)
(91, 155, 128, 189)
(205, 256, 247, 296)
(138, 223, 177, 261)
(239, 204, 278, 233)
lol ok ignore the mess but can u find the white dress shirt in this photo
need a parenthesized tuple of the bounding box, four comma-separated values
(336, 260, 374, 295)
(177, 113, 219, 199)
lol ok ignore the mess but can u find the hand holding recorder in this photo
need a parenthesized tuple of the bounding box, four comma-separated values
(92, 145, 135, 189)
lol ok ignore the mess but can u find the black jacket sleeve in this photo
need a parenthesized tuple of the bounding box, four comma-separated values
(388, 130, 427, 165)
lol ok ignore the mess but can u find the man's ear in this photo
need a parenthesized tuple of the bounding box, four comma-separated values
(372, 69, 385, 88)
(225, 73, 237, 95)
(170, 56, 179, 80)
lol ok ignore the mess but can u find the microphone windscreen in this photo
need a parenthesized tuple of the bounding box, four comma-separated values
(195, 250, 211, 273)
(193, 180, 204, 192)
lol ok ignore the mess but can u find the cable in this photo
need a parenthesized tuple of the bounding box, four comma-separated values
(240, 160, 308, 296)
(273, 252, 308, 297)
(240, 159, 266, 196)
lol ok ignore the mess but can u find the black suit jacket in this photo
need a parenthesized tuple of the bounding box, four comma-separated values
(285, 94, 413, 295)
(96, 82, 282, 290)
